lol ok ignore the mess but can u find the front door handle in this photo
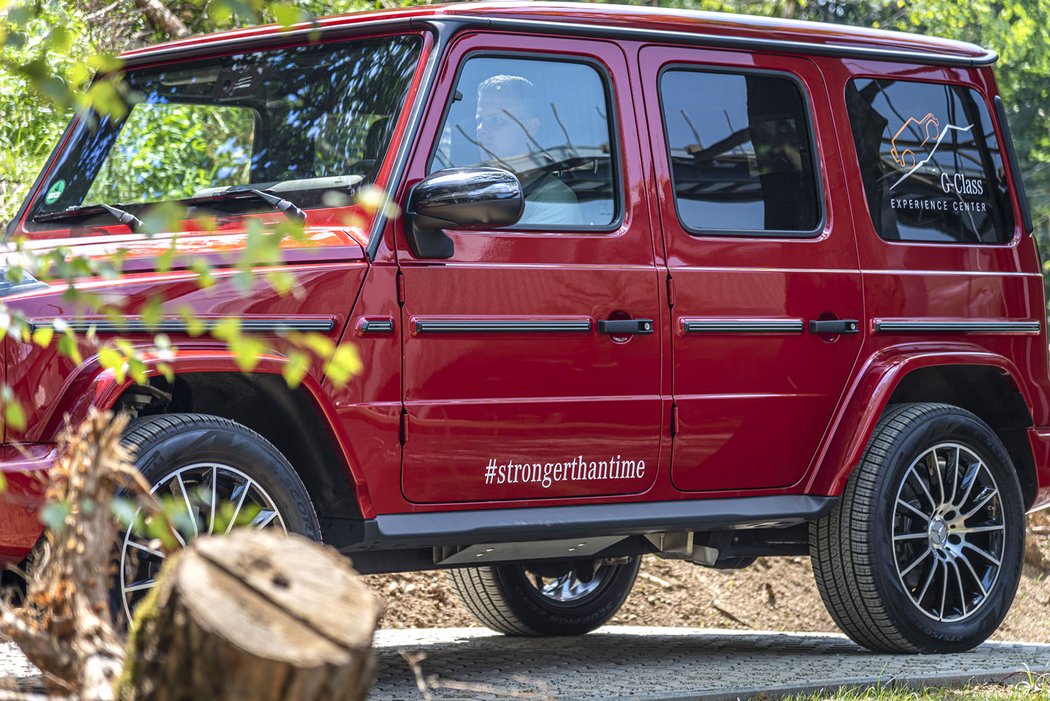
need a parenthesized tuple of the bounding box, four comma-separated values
(598, 318, 655, 335)
(809, 319, 860, 335)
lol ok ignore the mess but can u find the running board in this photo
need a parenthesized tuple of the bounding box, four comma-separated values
(334, 495, 837, 552)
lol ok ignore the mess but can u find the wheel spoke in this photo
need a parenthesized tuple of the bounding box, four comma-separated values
(958, 551, 989, 598)
(954, 460, 981, 510)
(909, 466, 938, 512)
(897, 499, 931, 522)
(225, 480, 251, 535)
(559, 575, 574, 600)
(175, 473, 199, 538)
(916, 558, 938, 604)
(208, 465, 218, 535)
(928, 450, 946, 505)
(947, 447, 961, 506)
(894, 532, 928, 542)
(957, 524, 1004, 535)
(900, 547, 932, 578)
(961, 488, 999, 521)
(949, 559, 967, 617)
(127, 540, 165, 560)
(938, 559, 949, 621)
(962, 541, 1002, 567)
(252, 509, 278, 530)
(124, 579, 157, 594)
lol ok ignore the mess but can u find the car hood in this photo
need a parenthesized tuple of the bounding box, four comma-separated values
(6, 226, 368, 280)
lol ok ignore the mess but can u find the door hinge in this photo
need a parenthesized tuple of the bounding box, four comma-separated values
(399, 409, 408, 445)
(666, 275, 675, 309)
(670, 402, 679, 437)
(396, 269, 406, 306)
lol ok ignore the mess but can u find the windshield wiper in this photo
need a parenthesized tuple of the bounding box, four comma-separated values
(244, 189, 307, 222)
(35, 202, 144, 231)
(182, 188, 307, 222)
(99, 204, 144, 231)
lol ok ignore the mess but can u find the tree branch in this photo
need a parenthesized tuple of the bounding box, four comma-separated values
(133, 0, 190, 39)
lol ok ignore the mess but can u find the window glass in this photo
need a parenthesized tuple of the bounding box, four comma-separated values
(30, 35, 421, 229)
(846, 79, 1013, 244)
(85, 104, 255, 206)
(430, 56, 617, 229)
(660, 69, 820, 235)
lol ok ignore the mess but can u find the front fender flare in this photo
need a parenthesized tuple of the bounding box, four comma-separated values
(39, 348, 375, 518)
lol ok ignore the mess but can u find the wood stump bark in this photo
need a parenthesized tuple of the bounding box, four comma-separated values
(118, 531, 381, 701)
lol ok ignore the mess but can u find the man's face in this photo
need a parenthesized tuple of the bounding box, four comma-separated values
(475, 92, 537, 163)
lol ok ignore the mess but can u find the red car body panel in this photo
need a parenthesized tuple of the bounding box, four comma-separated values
(0, 2, 1046, 565)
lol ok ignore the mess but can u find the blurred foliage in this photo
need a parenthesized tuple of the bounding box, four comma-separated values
(87, 103, 255, 206)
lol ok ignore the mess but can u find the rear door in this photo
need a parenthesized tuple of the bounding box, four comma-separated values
(640, 46, 864, 492)
(396, 34, 663, 504)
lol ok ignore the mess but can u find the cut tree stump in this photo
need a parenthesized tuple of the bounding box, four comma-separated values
(118, 530, 381, 701)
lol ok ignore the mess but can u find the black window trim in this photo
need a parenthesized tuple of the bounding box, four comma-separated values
(843, 74, 1019, 248)
(423, 47, 626, 235)
(656, 62, 827, 240)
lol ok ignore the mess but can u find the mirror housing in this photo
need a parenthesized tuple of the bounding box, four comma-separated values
(405, 167, 524, 259)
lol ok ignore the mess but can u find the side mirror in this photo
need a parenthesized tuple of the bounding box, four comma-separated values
(405, 167, 524, 259)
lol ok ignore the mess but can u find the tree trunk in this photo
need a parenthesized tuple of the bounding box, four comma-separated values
(133, 0, 190, 39)
(118, 531, 380, 701)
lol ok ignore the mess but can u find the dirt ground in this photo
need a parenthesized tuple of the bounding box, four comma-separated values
(362, 511, 1050, 642)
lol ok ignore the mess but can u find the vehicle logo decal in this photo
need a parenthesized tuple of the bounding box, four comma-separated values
(889, 113, 973, 191)
(44, 179, 66, 205)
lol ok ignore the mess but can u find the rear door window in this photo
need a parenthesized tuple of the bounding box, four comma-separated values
(659, 68, 821, 236)
(845, 79, 1013, 244)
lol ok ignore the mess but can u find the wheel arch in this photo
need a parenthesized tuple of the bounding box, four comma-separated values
(47, 350, 374, 529)
(809, 351, 1038, 509)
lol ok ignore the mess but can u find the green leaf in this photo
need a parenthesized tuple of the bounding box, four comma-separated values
(31, 326, 54, 348)
(3, 400, 24, 432)
(110, 497, 139, 528)
(282, 351, 310, 389)
(40, 501, 71, 532)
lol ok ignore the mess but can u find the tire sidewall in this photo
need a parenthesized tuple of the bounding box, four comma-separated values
(493, 557, 641, 636)
(129, 419, 320, 539)
(868, 409, 1024, 652)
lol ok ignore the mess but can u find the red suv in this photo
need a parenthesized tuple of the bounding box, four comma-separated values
(3, 2, 1047, 653)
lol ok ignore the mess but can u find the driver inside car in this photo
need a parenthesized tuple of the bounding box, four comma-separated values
(474, 74, 584, 227)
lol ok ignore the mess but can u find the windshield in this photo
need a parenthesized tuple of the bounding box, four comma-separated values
(26, 34, 422, 233)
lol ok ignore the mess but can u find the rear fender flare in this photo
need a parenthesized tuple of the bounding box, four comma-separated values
(806, 347, 1031, 498)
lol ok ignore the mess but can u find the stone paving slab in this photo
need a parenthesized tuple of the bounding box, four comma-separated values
(371, 627, 1050, 700)
(1, 627, 1048, 699)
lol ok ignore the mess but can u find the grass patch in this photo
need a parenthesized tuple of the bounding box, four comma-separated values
(783, 675, 1050, 700)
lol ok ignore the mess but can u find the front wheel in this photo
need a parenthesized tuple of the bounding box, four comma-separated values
(116, 413, 321, 623)
(811, 403, 1025, 653)
(448, 556, 640, 636)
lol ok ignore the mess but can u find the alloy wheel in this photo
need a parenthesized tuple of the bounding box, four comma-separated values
(892, 442, 1006, 623)
(118, 462, 287, 621)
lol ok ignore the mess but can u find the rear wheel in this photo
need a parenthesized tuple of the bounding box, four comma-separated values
(448, 556, 640, 636)
(811, 403, 1025, 653)
(116, 413, 321, 623)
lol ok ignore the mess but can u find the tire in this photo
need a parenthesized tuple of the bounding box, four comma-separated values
(448, 556, 640, 636)
(810, 403, 1025, 653)
(114, 413, 321, 622)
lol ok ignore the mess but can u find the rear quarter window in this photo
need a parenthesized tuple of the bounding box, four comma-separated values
(846, 79, 1014, 244)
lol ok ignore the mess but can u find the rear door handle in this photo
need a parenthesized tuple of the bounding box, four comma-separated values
(809, 319, 860, 335)
(598, 319, 655, 335)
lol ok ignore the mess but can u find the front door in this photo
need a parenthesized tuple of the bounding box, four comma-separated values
(640, 46, 864, 492)
(396, 34, 663, 504)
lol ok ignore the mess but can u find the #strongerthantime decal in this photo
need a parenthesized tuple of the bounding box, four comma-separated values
(484, 455, 645, 488)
